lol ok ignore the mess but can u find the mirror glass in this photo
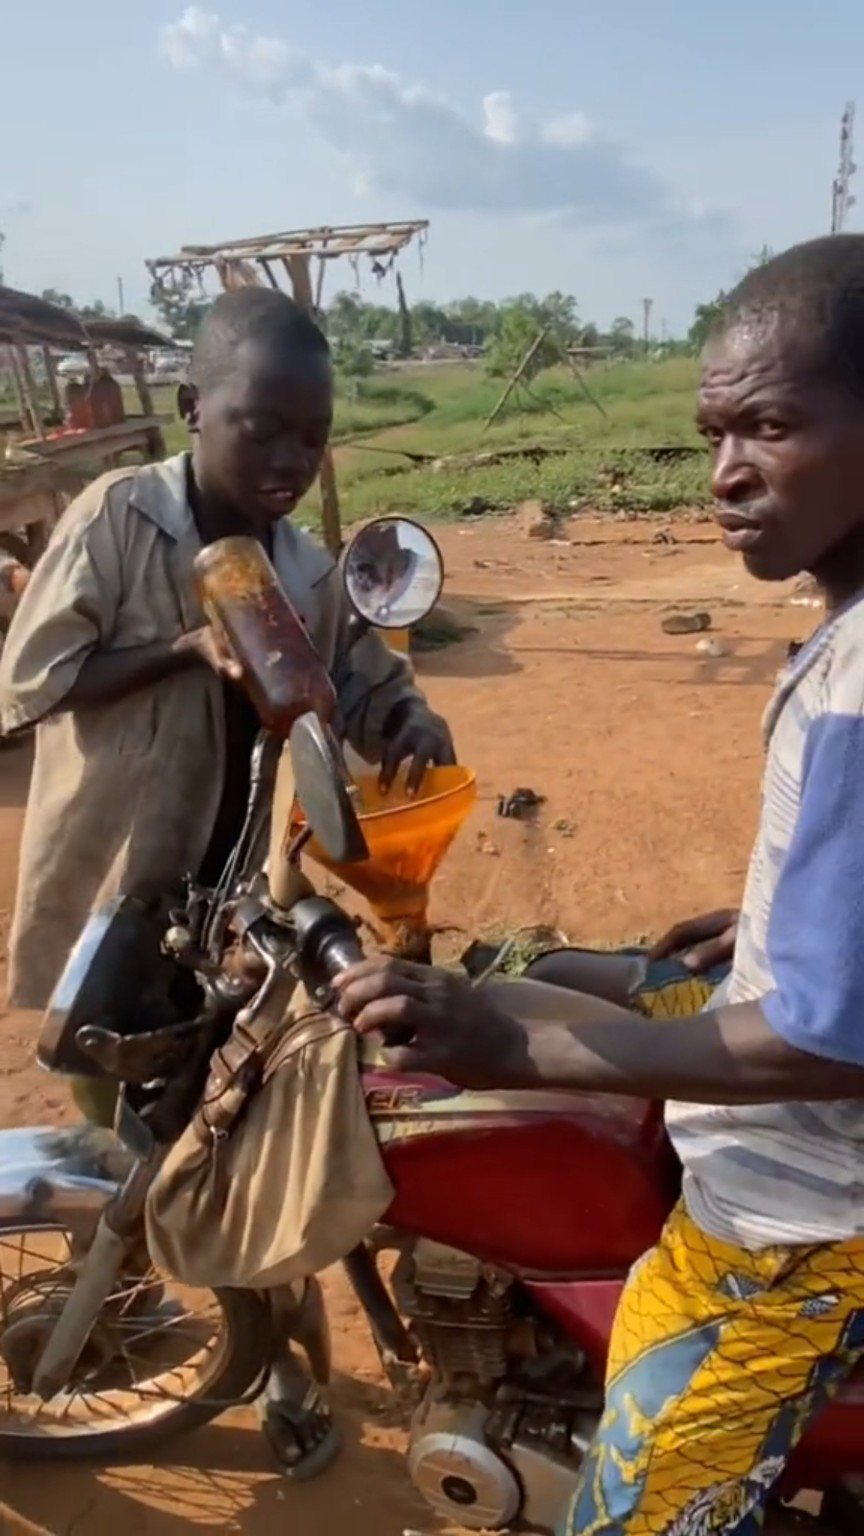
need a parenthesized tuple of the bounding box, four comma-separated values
(343, 517, 443, 629)
(289, 713, 369, 864)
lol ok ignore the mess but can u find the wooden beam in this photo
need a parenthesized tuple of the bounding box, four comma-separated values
(42, 345, 62, 422)
(483, 326, 549, 432)
(4, 345, 29, 430)
(285, 253, 342, 554)
(130, 354, 155, 418)
(14, 346, 45, 439)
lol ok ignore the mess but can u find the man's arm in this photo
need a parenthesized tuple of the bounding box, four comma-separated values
(334, 960, 864, 1101)
(337, 700, 864, 1101)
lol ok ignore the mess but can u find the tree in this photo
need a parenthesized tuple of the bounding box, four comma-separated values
(80, 299, 115, 318)
(688, 295, 727, 351)
(149, 280, 211, 342)
(609, 316, 636, 355)
(41, 287, 76, 310)
(484, 302, 561, 379)
(411, 300, 447, 346)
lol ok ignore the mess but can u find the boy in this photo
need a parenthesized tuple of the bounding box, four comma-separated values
(0, 286, 453, 1477)
(336, 237, 864, 1532)
(1, 287, 453, 1010)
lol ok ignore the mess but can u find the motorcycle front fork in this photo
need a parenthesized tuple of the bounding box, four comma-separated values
(28, 1147, 329, 1408)
(32, 1150, 161, 1397)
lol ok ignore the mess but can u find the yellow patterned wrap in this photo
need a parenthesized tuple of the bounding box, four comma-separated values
(564, 1202, 864, 1534)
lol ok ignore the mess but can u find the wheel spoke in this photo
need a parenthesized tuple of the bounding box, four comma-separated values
(0, 1224, 230, 1439)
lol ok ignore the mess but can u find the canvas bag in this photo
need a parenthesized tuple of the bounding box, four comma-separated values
(145, 982, 394, 1290)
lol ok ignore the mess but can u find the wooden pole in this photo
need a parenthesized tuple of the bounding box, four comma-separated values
(42, 345, 62, 423)
(285, 253, 342, 554)
(130, 352, 154, 417)
(5, 345, 29, 430)
(483, 326, 549, 432)
(395, 270, 412, 358)
(14, 346, 45, 440)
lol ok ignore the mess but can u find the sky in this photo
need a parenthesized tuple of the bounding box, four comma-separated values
(1, 1, 861, 335)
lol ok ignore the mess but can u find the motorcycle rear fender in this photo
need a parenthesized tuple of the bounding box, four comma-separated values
(0, 1125, 131, 1242)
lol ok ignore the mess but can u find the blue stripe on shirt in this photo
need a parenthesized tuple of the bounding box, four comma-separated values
(762, 712, 864, 1068)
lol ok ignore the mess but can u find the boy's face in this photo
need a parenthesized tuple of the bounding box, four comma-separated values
(183, 337, 333, 523)
(698, 319, 864, 581)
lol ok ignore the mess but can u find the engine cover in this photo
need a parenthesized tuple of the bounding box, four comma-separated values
(409, 1402, 522, 1530)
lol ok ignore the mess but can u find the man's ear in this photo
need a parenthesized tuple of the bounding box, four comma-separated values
(177, 381, 199, 433)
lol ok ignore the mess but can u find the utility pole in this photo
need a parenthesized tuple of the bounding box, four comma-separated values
(642, 297, 653, 353)
(831, 102, 856, 234)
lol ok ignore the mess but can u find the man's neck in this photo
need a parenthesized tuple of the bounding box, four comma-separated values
(814, 527, 864, 614)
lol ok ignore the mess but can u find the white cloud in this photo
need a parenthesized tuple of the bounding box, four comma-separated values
(160, 7, 726, 238)
(482, 92, 521, 147)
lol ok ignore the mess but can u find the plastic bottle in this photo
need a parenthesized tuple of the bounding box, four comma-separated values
(194, 536, 336, 737)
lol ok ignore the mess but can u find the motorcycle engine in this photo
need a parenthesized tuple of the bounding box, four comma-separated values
(393, 1239, 599, 1533)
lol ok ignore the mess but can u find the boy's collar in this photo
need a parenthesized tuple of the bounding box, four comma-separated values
(126, 450, 337, 593)
(127, 452, 195, 541)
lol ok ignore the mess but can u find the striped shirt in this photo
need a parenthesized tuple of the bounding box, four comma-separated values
(666, 593, 864, 1250)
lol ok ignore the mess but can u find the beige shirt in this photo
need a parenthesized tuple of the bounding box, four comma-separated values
(1, 452, 420, 1008)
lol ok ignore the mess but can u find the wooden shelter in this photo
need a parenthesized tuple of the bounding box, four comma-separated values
(0, 285, 171, 563)
(148, 221, 429, 552)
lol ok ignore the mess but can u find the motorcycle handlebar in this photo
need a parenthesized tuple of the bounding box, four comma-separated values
(289, 896, 364, 991)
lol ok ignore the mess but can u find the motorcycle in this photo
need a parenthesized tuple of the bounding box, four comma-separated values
(0, 516, 861, 1533)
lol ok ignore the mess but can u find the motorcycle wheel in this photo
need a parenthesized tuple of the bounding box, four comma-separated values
(0, 1221, 272, 1460)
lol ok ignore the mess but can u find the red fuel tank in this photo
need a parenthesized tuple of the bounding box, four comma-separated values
(365, 1070, 678, 1274)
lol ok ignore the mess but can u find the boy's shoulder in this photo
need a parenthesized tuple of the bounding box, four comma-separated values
(52, 454, 189, 546)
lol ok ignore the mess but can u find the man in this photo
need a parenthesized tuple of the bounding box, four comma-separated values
(336, 236, 864, 1533)
(0, 286, 453, 1476)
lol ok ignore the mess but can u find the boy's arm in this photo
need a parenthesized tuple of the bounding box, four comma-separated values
(330, 577, 454, 783)
(0, 509, 120, 732)
(63, 627, 237, 709)
(0, 493, 236, 729)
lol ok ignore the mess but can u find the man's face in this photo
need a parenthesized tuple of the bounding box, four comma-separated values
(697, 320, 864, 581)
(184, 338, 333, 523)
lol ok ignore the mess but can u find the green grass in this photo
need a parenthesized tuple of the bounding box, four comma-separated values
(11, 356, 710, 528)
(303, 356, 711, 528)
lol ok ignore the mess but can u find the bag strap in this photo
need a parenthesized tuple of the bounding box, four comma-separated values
(194, 971, 304, 1144)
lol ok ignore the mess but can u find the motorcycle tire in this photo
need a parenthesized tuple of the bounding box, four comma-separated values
(0, 1283, 273, 1462)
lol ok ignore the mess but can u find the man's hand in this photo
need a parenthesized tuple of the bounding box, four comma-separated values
(334, 956, 530, 1087)
(649, 908, 739, 973)
(175, 626, 243, 684)
(0, 559, 30, 599)
(379, 701, 456, 794)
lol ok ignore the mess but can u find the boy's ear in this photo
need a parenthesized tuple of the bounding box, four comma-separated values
(177, 382, 199, 432)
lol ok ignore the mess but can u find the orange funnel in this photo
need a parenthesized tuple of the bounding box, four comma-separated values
(305, 765, 476, 928)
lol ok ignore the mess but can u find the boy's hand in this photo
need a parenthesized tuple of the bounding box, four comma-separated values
(380, 701, 455, 794)
(649, 909, 739, 973)
(176, 626, 243, 683)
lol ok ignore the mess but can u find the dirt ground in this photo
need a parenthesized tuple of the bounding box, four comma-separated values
(0, 513, 831, 1534)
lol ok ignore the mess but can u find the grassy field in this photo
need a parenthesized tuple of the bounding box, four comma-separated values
(65, 356, 712, 532)
(317, 356, 711, 528)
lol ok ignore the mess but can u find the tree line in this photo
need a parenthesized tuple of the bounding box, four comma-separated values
(28, 275, 750, 374)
